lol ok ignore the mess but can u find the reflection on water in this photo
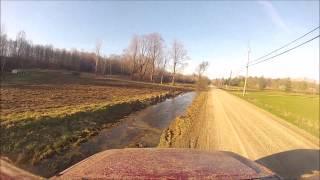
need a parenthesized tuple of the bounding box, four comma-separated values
(32, 92, 195, 177)
(79, 92, 196, 154)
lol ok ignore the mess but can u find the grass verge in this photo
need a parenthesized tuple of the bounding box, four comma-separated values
(228, 90, 319, 137)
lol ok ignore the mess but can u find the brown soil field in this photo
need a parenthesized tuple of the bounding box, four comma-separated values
(0, 69, 190, 177)
(1, 84, 168, 122)
(1, 70, 190, 123)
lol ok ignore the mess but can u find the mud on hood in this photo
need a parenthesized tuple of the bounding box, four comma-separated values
(54, 148, 281, 179)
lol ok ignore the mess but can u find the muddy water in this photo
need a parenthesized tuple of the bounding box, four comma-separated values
(32, 92, 195, 177)
(21, 92, 196, 177)
(78, 92, 196, 155)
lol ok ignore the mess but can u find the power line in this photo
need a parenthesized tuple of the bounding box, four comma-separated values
(230, 26, 320, 78)
(249, 26, 319, 64)
(249, 34, 319, 66)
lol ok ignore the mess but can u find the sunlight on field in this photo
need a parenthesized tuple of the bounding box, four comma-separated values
(1, 70, 188, 123)
(0, 70, 188, 176)
(231, 90, 319, 137)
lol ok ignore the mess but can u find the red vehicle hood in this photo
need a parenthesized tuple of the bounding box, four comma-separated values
(54, 148, 280, 179)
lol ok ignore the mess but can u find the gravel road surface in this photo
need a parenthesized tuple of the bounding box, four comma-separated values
(184, 89, 319, 179)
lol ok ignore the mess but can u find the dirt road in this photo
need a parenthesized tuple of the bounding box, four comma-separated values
(195, 89, 318, 156)
(160, 88, 319, 179)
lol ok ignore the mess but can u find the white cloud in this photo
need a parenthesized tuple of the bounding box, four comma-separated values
(258, 0, 290, 33)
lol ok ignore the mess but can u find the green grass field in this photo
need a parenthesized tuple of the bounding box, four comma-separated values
(230, 90, 319, 137)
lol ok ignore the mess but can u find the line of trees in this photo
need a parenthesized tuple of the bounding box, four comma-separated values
(0, 30, 196, 84)
(213, 76, 319, 93)
(0, 30, 96, 73)
(123, 33, 189, 84)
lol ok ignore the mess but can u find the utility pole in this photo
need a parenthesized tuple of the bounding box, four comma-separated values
(242, 45, 250, 96)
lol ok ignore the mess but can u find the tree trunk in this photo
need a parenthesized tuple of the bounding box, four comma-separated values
(160, 73, 164, 84)
(109, 61, 112, 75)
(172, 74, 175, 85)
(95, 58, 99, 75)
(172, 64, 176, 85)
(150, 70, 154, 82)
(150, 63, 155, 82)
(103, 60, 107, 75)
(1, 57, 6, 73)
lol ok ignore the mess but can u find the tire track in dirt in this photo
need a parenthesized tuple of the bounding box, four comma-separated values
(205, 89, 319, 159)
(159, 88, 319, 179)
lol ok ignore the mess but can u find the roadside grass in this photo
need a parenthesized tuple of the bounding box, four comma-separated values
(0, 69, 190, 176)
(229, 90, 319, 137)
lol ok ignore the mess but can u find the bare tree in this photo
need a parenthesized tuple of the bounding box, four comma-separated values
(127, 35, 140, 79)
(137, 35, 150, 80)
(14, 31, 28, 68)
(196, 61, 209, 90)
(103, 55, 107, 75)
(159, 53, 169, 84)
(109, 60, 112, 75)
(0, 30, 198, 84)
(1, 30, 99, 72)
(0, 25, 8, 73)
(146, 33, 164, 82)
(170, 40, 188, 85)
(95, 39, 102, 74)
(15, 31, 27, 57)
(196, 61, 209, 81)
(108, 54, 121, 75)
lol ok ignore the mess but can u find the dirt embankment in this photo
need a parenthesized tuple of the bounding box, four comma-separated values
(158, 91, 208, 148)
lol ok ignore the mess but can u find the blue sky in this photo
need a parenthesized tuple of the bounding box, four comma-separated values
(1, 0, 319, 80)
